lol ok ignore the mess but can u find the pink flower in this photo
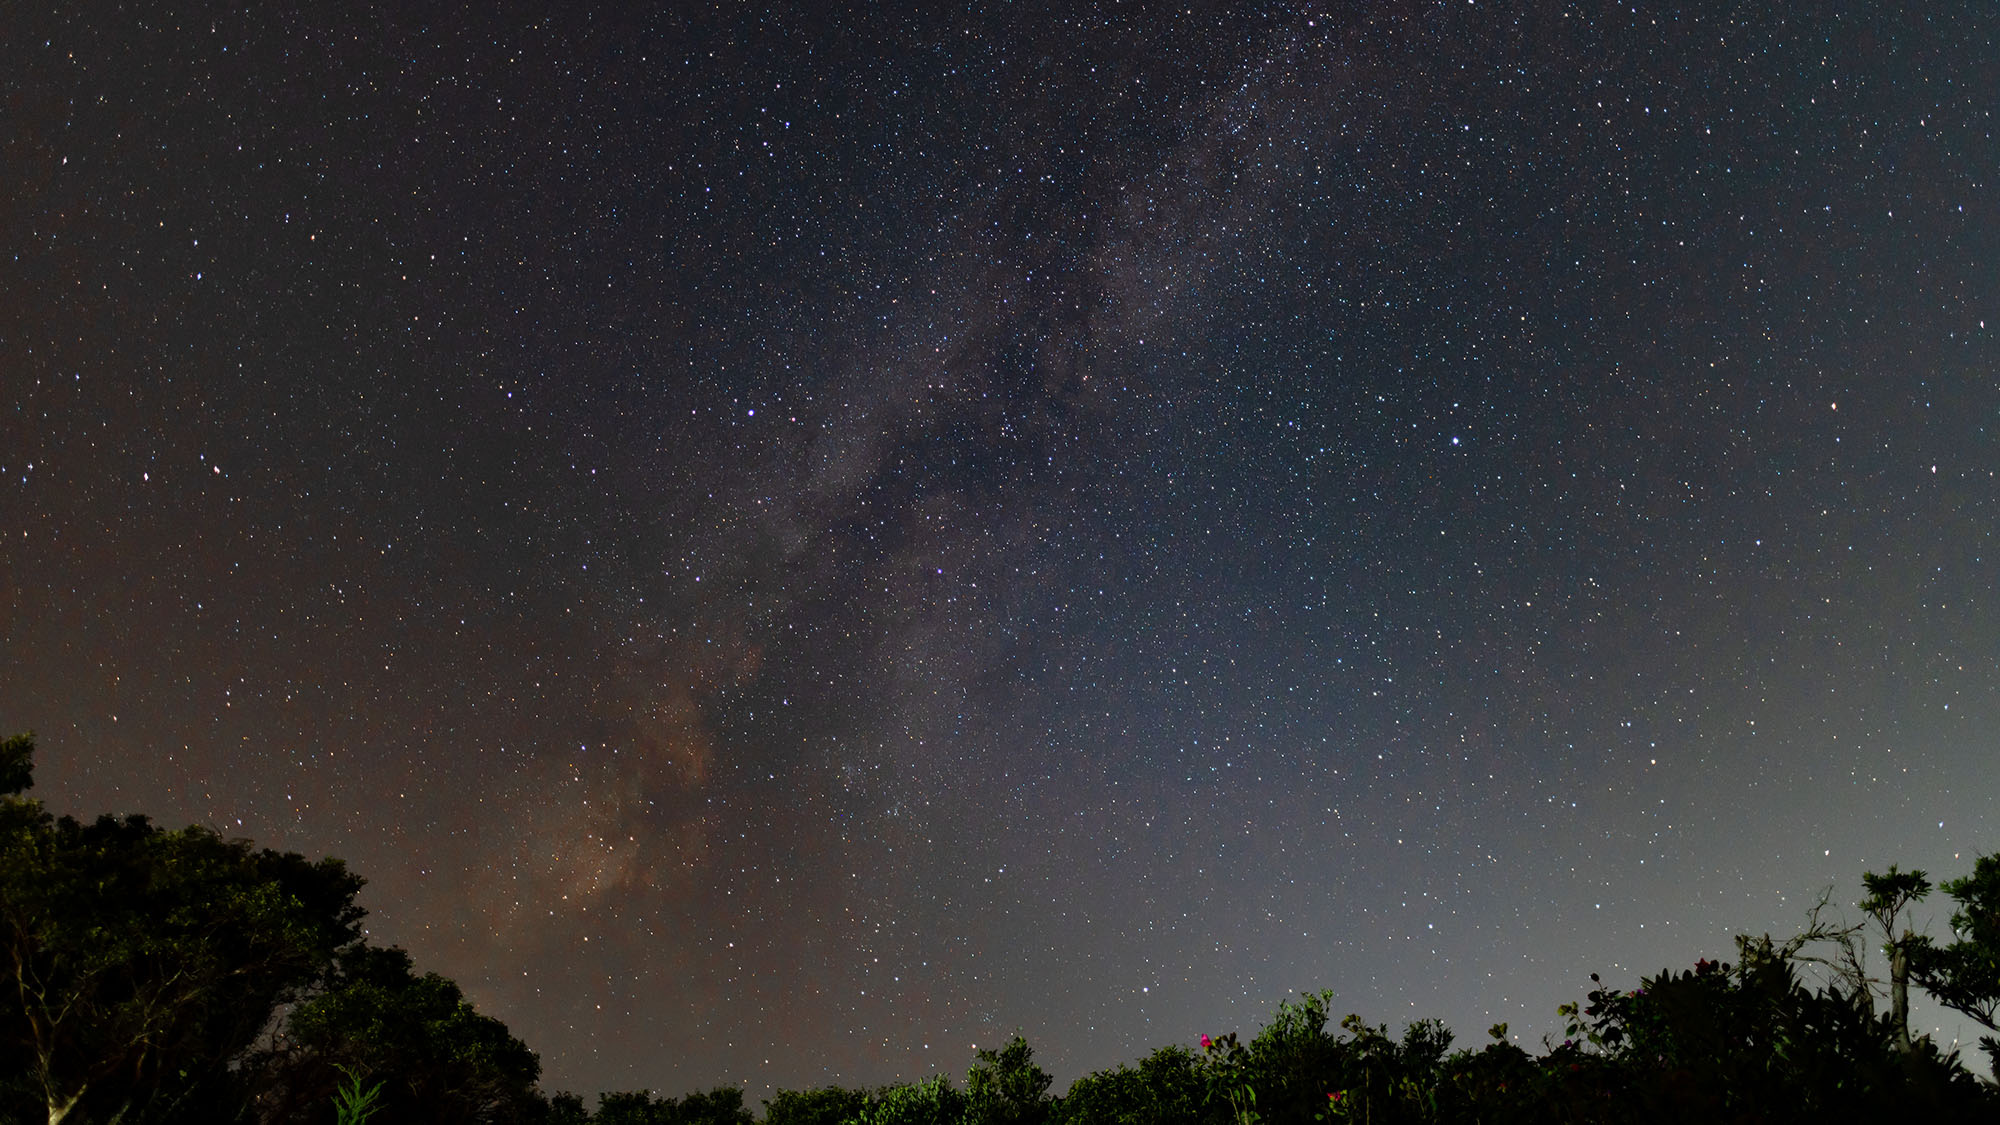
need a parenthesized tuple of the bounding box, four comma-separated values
(1201, 1034, 1213, 1049)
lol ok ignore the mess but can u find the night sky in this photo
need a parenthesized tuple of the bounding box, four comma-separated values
(6, 0, 2000, 1103)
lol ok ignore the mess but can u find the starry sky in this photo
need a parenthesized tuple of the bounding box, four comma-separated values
(5, 0, 1999, 1103)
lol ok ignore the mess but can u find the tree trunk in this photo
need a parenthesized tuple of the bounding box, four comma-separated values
(1891, 933, 1912, 1053)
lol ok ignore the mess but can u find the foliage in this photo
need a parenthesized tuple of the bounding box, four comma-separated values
(673, 1086, 757, 1125)
(964, 1035, 1053, 1125)
(1555, 947, 1987, 1123)
(0, 731, 32, 795)
(0, 735, 366, 1124)
(1047, 1044, 1205, 1125)
(1185, 997, 1460, 1125)
(9, 724, 2000, 1125)
(1038, 931, 1998, 1125)
(762, 1086, 870, 1125)
(1428, 1028, 1543, 1125)
(1860, 866, 1933, 938)
(332, 1066, 385, 1125)
(1243, 991, 1346, 1120)
(1911, 852, 2000, 1070)
(1860, 864, 1932, 1049)
(849, 1076, 967, 1125)
(594, 1090, 670, 1125)
(522, 1086, 755, 1125)
(244, 943, 545, 1124)
(545, 1091, 592, 1125)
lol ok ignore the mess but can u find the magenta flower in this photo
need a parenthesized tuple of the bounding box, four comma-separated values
(1201, 1034, 1212, 1049)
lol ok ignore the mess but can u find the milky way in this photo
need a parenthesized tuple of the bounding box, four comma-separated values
(5, 0, 1999, 1101)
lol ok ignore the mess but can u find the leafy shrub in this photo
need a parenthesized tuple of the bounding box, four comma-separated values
(850, 1076, 967, 1125)
(764, 1086, 870, 1125)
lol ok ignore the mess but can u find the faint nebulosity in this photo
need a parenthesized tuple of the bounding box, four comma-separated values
(4, 0, 1997, 1100)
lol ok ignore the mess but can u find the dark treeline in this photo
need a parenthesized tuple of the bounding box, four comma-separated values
(6, 731, 2000, 1124)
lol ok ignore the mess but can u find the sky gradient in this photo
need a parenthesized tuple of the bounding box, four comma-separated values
(5, 0, 1999, 1103)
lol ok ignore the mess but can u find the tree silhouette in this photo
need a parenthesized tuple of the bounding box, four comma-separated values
(1859, 865, 1931, 1052)
(0, 732, 32, 796)
(0, 735, 365, 1124)
(11, 722, 2000, 1124)
(965, 1035, 1053, 1125)
(245, 944, 544, 1125)
(762, 1086, 869, 1125)
(851, 1076, 967, 1125)
(1049, 1044, 1204, 1125)
(1912, 853, 2000, 1072)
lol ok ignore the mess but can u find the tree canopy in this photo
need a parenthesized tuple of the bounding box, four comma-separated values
(0, 736, 365, 1124)
(0, 734, 543, 1125)
(7, 726, 2000, 1125)
(1912, 854, 2000, 1070)
(244, 943, 546, 1124)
